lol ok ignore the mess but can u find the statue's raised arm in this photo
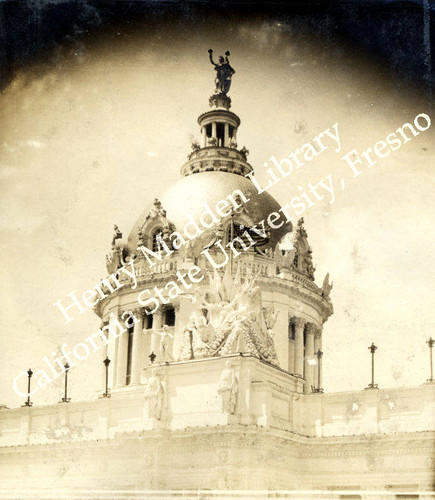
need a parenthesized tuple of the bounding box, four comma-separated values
(208, 48, 217, 67)
(208, 49, 235, 95)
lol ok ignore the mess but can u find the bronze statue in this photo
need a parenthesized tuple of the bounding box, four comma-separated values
(208, 49, 235, 94)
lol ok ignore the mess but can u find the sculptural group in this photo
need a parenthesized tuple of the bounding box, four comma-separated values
(179, 265, 278, 365)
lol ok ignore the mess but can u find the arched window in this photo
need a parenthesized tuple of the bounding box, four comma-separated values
(226, 221, 245, 249)
(152, 228, 163, 252)
(226, 221, 269, 250)
(293, 253, 299, 268)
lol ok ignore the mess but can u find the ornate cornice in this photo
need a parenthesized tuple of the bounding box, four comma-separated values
(95, 257, 333, 322)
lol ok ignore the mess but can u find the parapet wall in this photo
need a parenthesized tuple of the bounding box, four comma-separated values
(0, 356, 433, 447)
(0, 356, 433, 494)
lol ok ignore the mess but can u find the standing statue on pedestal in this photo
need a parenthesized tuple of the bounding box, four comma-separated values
(208, 49, 235, 94)
(152, 325, 174, 363)
(218, 360, 238, 414)
(144, 368, 164, 420)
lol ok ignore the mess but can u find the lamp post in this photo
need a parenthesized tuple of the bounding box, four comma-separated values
(102, 357, 111, 398)
(315, 349, 323, 393)
(61, 363, 71, 403)
(365, 342, 379, 389)
(22, 368, 33, 407)
(427, 337, 434, 383)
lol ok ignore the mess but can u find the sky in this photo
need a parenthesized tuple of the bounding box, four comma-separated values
(0, 16, 434, 407)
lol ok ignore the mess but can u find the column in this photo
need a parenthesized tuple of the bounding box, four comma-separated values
(130, 308, 144, 385)
(211, 122, 217, 141)
(304, 323, 315, 393)
(316, 329, 323, 391)
(294, 317, 305, 377)
(115, 311, 129, 388)
(313, 327, 321, 390)
(107, 314, 117, 389)
(172, 301, 185, 360)
(151, 308, 164, 363)
(288, 316, 295, 374)
(202, 126, 206, 148)
(142, 312, 152, 362)
(224, 123, 229, 147)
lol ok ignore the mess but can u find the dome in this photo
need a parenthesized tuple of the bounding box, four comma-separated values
(128, 171, 291, 251)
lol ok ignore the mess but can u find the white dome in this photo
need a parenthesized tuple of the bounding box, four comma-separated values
(128, 171, 291, 250)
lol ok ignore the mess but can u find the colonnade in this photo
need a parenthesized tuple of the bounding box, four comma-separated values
(104, 306, 172, 391)
(102, 308, 323, 394)
(201, 122, 236, 148)
(288, 316, 323, 393)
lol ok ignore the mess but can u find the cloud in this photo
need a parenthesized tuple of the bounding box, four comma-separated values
(3, 140, 45, 152)
(0, 213, 46, 234)
(26, 139, 45, 148)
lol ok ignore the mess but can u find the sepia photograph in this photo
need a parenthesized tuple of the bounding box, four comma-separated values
(0, 0, 434, 498)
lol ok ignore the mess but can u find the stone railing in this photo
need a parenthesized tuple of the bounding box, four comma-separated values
(116, 256, 180, 283)
(288, 270, 321, 294)
(301, 383, 435, 437)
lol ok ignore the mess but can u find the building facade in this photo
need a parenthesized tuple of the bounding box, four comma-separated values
(0, 69, 434, 499)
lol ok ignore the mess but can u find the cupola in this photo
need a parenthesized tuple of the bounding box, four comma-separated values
(181, 81, 253, 177)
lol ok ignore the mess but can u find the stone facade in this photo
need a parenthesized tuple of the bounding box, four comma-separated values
(0, 357, 433, 496)
(0, 84, 433, 499)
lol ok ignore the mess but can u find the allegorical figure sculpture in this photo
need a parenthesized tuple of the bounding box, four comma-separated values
(144, 368, 164, 420)
(208, 49, 235, 94)
(321, 272, 333, 302)
(156, 325, 174, 363)
(217, 360, 238, 414)
(177, 265, 279, 365)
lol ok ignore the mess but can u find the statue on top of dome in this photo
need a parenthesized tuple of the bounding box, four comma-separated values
(208, 49, 235, 95)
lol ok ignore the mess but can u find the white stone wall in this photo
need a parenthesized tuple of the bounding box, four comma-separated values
(0, 357, 433, 495)
(1, 357, 433, 445)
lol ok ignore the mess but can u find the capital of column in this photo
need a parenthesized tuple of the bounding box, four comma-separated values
(109, 307, 122, 319)
(119, 308, 130, 319)
(132, 307, 145, 318)
(294, 316, 305, 329)
(306, 323, 316, 336)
